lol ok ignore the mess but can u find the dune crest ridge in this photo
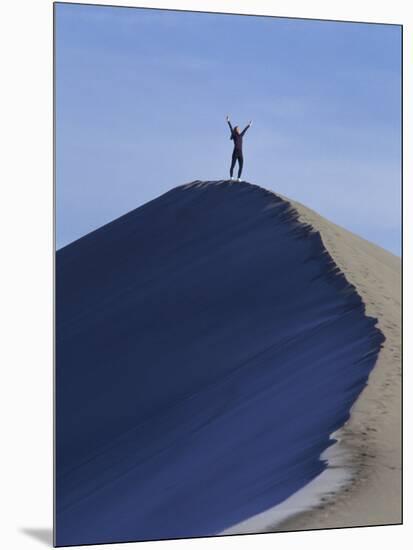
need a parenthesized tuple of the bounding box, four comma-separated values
(273, 188, 401, 531)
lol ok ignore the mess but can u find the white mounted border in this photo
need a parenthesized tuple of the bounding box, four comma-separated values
(1, 1, 409, 550)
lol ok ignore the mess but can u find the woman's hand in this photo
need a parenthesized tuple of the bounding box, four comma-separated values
(249, 120, 253, 126)
(226, 115, 230, 122)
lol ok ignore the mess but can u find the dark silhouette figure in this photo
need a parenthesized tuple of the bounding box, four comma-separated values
(226, 115, 252, 180)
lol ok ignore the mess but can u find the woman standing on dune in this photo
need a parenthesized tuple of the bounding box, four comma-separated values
(226, 115, 252, 181)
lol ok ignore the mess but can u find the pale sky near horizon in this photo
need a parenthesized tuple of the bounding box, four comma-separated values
(55, 3, 401, 254)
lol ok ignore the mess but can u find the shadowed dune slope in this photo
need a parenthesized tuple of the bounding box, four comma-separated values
(56, 180, 384, 546)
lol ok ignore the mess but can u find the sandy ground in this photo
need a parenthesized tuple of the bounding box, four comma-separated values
(274, 194, 402, 530)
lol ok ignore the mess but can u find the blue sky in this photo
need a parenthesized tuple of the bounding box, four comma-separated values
(55, 3, 401, 254)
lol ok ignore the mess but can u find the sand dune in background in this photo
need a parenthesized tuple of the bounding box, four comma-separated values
(56, 180, 400, 545)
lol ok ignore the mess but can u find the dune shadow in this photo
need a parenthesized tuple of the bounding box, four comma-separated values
(20, 528, 53, 546)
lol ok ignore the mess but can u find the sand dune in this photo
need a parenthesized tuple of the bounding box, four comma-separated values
(274, 192, 401, 531)
(55, 180, 399, 546)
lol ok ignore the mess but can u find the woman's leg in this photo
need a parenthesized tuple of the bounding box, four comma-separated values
(237, 153, 244, 179)
(230, 150, 237, 178)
